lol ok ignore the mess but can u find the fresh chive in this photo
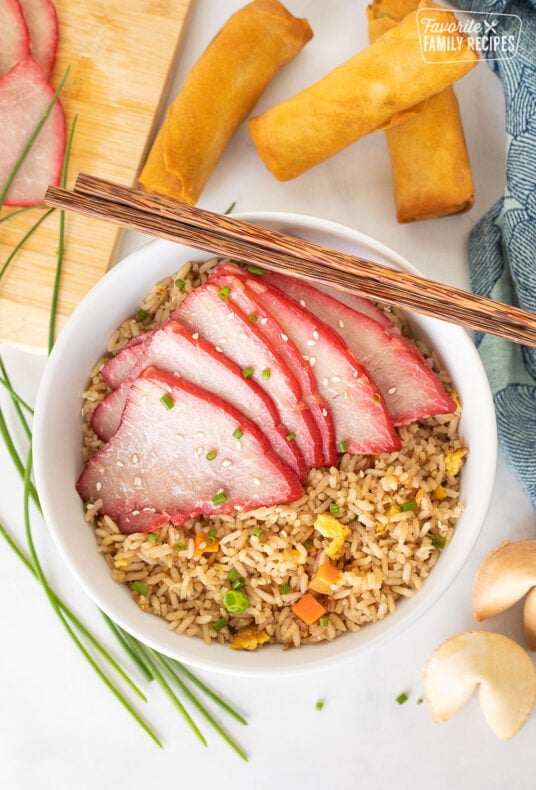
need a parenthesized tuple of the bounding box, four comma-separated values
(431, 534, 447, 550)
(252, 527, 263, 538)
(241, 366, 254, 378)
(280, 583, 291, 595)
(0, 208, 56, 284)
(224, 201, 236, 215)
(303, 539, 314, 550)
(206, 529, 218, 545)
(329, 503, 340, 514)
(227, 569, 240, 583)
(0, 205, 38, 225)
(136, 309, 148, 321)
(401, 500, 417, 512)
(286, 432, 296, 441)
(0, 67, 70, 206)
(338, 440, 348, 452)
(231, 577, 245, 590)
(246, 265, 264, 275)
(174, 278, 185, 290)
(212, 491, 228, 505)
(48, 114, 78, 353)
(0, 358, 32, 440)
(167, 660, 248, 726)
(206, 449, 217, 461)
(261, 368, 271, 380)
(315, 700, 325, 711)
(223, 590, 250, 614)
(174, 541, 187, 551)
(218, 285, 231, 299)
(213, 618, 228, 631)
(131, 581, 149, 596)
(160, 393, 174, 410)
(247, 313, 258, 323)
(233, 428, 244, 440)
(147, 533, 159, 544)
(319, 615, 329, 627)
(396, 692, 409, 705)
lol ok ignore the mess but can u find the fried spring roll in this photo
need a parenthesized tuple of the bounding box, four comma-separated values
(139, 0, 312, 205)
(248, 1, 478, 182)
(368, 0, 474, 222)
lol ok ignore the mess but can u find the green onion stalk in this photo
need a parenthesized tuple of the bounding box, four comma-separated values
(0, 77, 248, 759)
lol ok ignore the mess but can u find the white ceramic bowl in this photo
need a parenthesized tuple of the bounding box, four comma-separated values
(33, 213, 497, 676)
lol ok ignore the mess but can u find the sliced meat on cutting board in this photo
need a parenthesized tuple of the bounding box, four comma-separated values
(77, 366, 303, 533)
(92, 320, 305, 479)
(0, 56, 65, 205)
(173, 282, 322, 469)
(208, 266, 334, 466)
(239, 273, 400, 454)
(101, 332, 154, 389)
(0, 0, 30, 75)
(18, 0, 59, 79)
(262, 272, 456, 424)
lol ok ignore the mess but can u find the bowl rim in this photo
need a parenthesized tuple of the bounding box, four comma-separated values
(33, 211, 497, 677)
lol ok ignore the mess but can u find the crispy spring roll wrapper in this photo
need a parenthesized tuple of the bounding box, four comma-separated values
(248, 1, 478, 182)
(368, 0, 474, 222)
(139, 0, 312, 205)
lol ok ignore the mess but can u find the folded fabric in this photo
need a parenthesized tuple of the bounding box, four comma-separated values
(453, 0, 536, 507)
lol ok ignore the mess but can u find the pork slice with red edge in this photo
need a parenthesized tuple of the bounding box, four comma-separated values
(92, 320, 306, 479)
(242, 275, 400, 454)
(173, 282, 322, 470)
(209, 265, 335, 466)
(0, 56, 65, 206)
(18, 0, 58, 79)
(262, 272, 456, 424)
(0, 0, 30, 75)
(100, 332, 154, 389)
(77, 366, 303, 533)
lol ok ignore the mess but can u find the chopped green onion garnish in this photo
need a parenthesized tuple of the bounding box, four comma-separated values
(329, 503, 339, 515)
(147, 532, 159, 544)
(174, 278, 185, 290)
(372, 392, 382, 402)
(224, 201, 236, 215)
(218, 285, 231, 299)
(160, 393, 174, 410)
(206, 450, 217, 461)
(401, 500, 417, 512)
(286, 432, 296, 441)
(211, 491, 228, 505)
(231, 577, 245, 590)
(241, 366, 254, 378)
(136, 309, 148, 321)
(246, 265, 264, 275)
(131, 581, 149, 596)
(303, 539, 314, 550)
(319, 615, 329, 627)
(280, 583, 292, 595)
(248, 313, 258, 323)
(261, 368, 271, 380)
(396, 692, 409, 705)
(227, 569, 240, 583)
(338, 440, 348, 452)
(174, 541, 186, 551)
(84, 501, 92, 510)
(252, 527, 263, 538)
(431, 534, 447, 550)
(213, 618, 228, 631)
(233, 428, 244, 440)
(223, 590, 250, 614)
(315, 700, 325, 711)
(207, 530, 218, 545)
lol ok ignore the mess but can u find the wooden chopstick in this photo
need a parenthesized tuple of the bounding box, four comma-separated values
(43, 175, 536, 347)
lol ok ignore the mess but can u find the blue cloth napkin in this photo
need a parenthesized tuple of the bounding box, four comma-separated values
(453, 0, 536, 507)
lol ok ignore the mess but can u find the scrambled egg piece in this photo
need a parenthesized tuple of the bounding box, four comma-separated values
(230, 627, 270, 651)
(314, 513, 351, 560)
(434, 485, 447, 500)
(445, 448, 468, 477)
(113, 558, 129, 569)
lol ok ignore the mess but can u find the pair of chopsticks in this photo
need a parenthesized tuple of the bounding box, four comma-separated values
(44, 174, 536, 347)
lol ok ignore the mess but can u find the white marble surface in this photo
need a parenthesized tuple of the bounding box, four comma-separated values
(0, 1, 534, 788)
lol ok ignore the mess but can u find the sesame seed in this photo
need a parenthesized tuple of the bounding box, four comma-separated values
(388, 386, 397, 394)
(309, 356, 316, 367)
(253, 477, 261, 486)
(240, 333, 247, 340)
(261, 317, 268, 325)
(281, 333, 288, 342)
(215, 346, 223, 353)
(299, 300, 306, 307)
(192, 332, 199, 340)
(312, 330, 319, 340)
(195, 447, 203, 457)
(353, 371, 358, 378)
(116, 461, 124, 467)
(323, 377, 329, 385)
(302, 354, 309, 361)
(222, 459, 232, 468)
(134, 477, 142, 487)
(96, 482, 102, 492)
(227, 312, 235, 319)
(338, 320, 345, 328)
(176, 433, 184, 440)
(332, 376, 341, 383)
(132, 454, 139, 463)
(234, 505, 243, 511)
(322, 408, 328, 416)
(195, 432, 205, 438)
(132, 510, 140, 515)
(306, 339, 316, 347)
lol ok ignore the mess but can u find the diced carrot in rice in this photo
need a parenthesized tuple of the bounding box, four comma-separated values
(292, 592, 326, 625)
(194, 532, 219, 558)
(309, 561, 343, 595)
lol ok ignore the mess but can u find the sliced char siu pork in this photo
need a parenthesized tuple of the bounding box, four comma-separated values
(172, 281, 323, 470)
(261, 271, 457, 424)
(91, 320, 305, 479)
(0, 0, 30, 75)
(77, 367, 303, 534)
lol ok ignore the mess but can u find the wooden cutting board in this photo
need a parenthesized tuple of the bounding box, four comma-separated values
(0, 0, 193, 351)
